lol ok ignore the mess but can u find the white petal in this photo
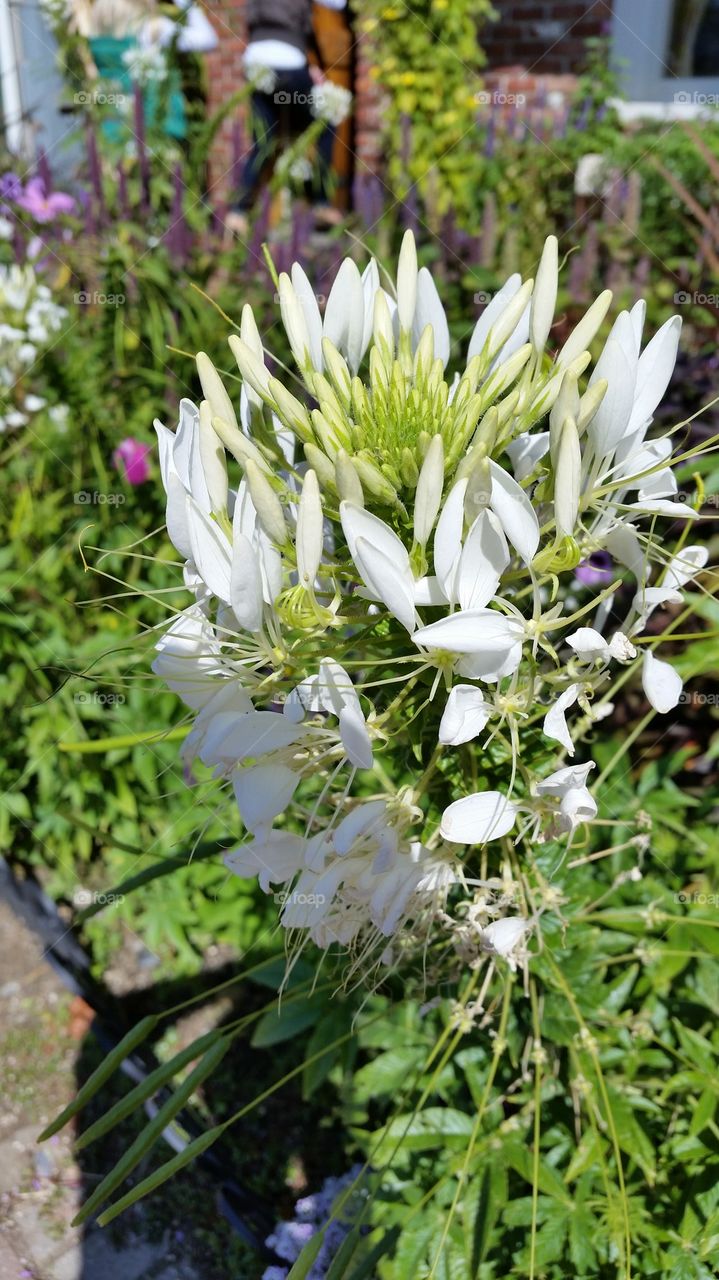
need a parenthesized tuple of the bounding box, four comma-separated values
(439, 685, 492, 745)
(413, 575, 449, 605)
(433, 477, 468, 602)
(467, 274, 522, 361)
(230, 531, 264, 632)
(199, 709, 307, 767)
(626, 315, 681, 437)
(664, 545, 709, 592)
(457, 509, 509, 610)
(414, 435, 445, 548)
(413, 609, 524, 655)
(482, 917, 528, 956)
(587, 326, 637, 458)
(543, 684, 579, 756)
(198, 400, 228, 513)
(232, 764, 299, 832)
(291, 263, 323, 370)
(440, 791, 517, 844)
(413, 267, 450, 367)
(626, 498, 698, 520)
(354, 537, 417, 633)
(333, 800, 388, 855)
(642, 650, 682, 714)
(339, 704, 374, 769)
(488, 461, 540, 564)
(186, 495, 232, 603)
(224, 831, 304, 892)
(535, 761, 595, 794)
(558, 786, 597, 832)
(566, 627, 609, 661)
(324, 258, 365, 372)
(296, 468, 324, 587)
(505, 431, 550, 483)
(340, 501, 410, 568)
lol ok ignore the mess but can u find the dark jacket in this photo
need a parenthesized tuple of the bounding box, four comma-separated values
(246, 0, 314, 55)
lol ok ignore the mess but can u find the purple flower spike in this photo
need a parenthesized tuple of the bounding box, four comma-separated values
(113, 438, 152, 485)
(575, 551, 614, 588)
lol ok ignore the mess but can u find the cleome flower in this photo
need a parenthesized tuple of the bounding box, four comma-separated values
(148, 231, 709, 962)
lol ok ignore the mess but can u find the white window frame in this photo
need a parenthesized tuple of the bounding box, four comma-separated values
(611, 0, 719, 119)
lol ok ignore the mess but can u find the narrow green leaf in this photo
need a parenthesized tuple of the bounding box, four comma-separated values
(38, 1015, 159, 1141)
(96, 1124, 225, 1226)
(75, 1027, 224, 1151)
(286, 1227, 325, 1278)
(324, 1223, 362, 1279)
(344, 1227, 401, 1280)
(72, 1037, 231, 1225)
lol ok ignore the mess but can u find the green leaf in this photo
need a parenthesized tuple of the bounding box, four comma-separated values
(97, 1124, 225, 1225)
(286, 1227, 325, 1279)
(72, 1036, 231, 1224)
(353, 1047, 426, 1102)
(251, 995, 325, 1048)
(38, 1015, 159, 1140)
(75, 1027, 225, 1151)
(302, 1006, 352, 1099)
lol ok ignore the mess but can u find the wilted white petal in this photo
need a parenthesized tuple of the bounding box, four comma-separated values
(440, 791, 518, 844)
(664, 545, 709, 592)
(339, 704, 374, 769)
(439, 685, 492, 745)
(642, 650, 682, 713)
(333, 800, 388, 855)
(558, 787, 597, 832)
(224, 831, 305, 892)
(200, 709, 309, 767)
(566, 627, 610, 660)
(535, 762, 595, 794)
(543, 684, 579, 756)
(481, 917, 529, 957)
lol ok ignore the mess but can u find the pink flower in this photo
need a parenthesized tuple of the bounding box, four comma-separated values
(113, 438, 152, 485)
(16, 177, 75, 224)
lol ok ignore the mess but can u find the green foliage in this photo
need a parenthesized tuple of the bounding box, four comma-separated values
(355, 0, 496, 225)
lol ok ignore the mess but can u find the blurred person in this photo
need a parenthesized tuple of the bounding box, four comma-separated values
(71, 0, 217, 140)
(226, 0, 348, 237)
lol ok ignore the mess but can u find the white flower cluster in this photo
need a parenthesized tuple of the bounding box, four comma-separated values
(122, 43, 168, 86)
(0, 265, 67, 432)
(310, 81, 353, 127)
(150, 233, 707, 957)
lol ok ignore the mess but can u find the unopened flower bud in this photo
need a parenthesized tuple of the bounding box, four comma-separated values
(198, 400, 228, 513)
(245, 458, 287, 546)
(197, 351, 239, 432)
(335, 449, 364, 506)
(414, 434, 444, 548)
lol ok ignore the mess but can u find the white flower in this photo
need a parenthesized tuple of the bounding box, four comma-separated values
(285, 658, 373, 770)
(566, 628, 636, 663)
(543, 684, 580, 756)
(310, 80, 353, 126)
(535, 762, 597, 833)
(439, 685, 492, 745)
(481, 917, 530, 969)
(642, 650, 683, 714)
(440, 792, 518, 844)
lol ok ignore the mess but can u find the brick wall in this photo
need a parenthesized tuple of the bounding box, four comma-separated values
(482, 0, 612, 75)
